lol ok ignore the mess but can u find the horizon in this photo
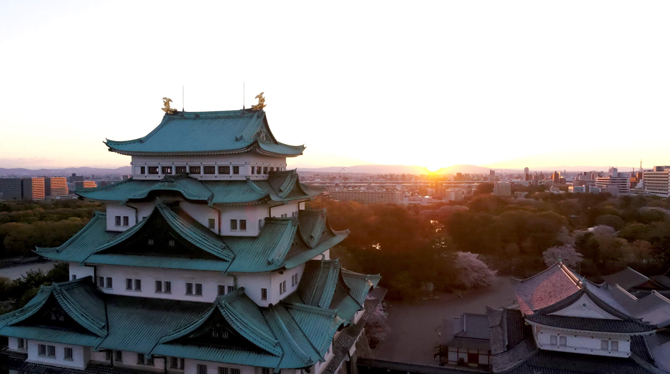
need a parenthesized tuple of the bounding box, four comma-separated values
(2, 1, 670, 171)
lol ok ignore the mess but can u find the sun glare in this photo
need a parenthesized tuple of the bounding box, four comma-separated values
(426, 164, 442, 173)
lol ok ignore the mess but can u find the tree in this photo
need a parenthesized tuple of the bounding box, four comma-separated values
(543, 245, 584, 268)
(596, 214, 625, 231)
(453, 252, 497, 288)
(365, 302, 390, 349)
(474, 183, 494, 196)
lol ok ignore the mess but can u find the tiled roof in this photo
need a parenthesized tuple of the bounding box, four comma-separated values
(525, 314, 656, 333)
(514, 263, 582, 315)
(341, 269, 382, 306)
(0, 278, 368, 370)
(603, 267, 654, 291)
(36, 206, 344, 274)
(501, 350, 656, 374)
(76, 171, 320, 205)
(104, 110, 304, 157)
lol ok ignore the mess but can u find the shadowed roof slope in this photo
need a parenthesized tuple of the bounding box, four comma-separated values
(514, 262, 581, 315)
(104, 110, 304, 157)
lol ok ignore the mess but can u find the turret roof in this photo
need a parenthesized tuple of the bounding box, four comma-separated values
(105, 110, 304, 157)
(75, 171, 322, 205)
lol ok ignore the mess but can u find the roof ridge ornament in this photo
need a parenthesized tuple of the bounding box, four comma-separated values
(162, 97, 177, 114)
(251, 92, 266, 111)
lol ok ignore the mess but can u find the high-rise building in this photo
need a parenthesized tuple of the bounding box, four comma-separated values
(74, 180, 98, 190)
(643, 166, 670, 198)
(493, 181, 511, 196)
(595, 167, 630, 196)
(0, 101, 383, 374)
(45, 177, 69, 197)
(0, 178, 44, 200)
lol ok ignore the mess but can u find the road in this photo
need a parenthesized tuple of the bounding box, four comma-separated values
(373, 276, 516, 365)
(0, 261, 55, 280)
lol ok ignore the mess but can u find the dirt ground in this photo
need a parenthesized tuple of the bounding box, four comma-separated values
(373, 276, 516, 365)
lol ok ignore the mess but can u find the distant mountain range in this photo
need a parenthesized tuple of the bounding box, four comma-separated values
(0, 164, 611, 177)
(0, 166, 132, 177)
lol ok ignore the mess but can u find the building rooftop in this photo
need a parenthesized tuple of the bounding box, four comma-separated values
(105, 110, 305, 157)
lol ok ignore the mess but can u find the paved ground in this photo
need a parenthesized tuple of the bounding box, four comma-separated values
(0, 261, 55, 280)
(373, 276, 516, 365)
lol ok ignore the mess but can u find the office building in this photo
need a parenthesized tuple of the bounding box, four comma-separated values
(45, 177, 69, 197)
(643, 166, 670, 198)
(0, 178, 45, 200)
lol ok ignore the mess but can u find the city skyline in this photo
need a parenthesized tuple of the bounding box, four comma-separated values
(2, 1, 670, 171)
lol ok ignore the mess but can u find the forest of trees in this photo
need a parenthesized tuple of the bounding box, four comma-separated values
(311, 186, 670, 299)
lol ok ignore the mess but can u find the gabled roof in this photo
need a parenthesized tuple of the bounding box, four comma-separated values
(341, 268, 381, 305)
(75, 171, 321, 205)
(104, 110, 304, 157)
(603, 267, 664, 291)
(0, 277, 107, 346)
(514, 262, 582, 315)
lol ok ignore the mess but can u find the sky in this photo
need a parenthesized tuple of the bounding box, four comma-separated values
(1, 1, 669, 172)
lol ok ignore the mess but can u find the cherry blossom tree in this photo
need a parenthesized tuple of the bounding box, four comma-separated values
(453, 251, 497, 288)
(543, 245, 584, 268)
(364, 301, 390, 349)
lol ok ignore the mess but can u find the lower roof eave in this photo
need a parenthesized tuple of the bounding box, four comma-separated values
(524, 319, 657, 336)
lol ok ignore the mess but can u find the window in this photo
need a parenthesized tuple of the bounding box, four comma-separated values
(164, 281, 171, 294)
(137, 353, 145, 364)
(197, 364, 207, 374)
(240, 219, 247, 231)
(212, 330, 229, 339)
(47, 345, 55, 357)
(156, 280, 162, 293)
(204, 166, 216, 174)
(256, 166, 261, 174)
(140, 166, 146, 174)
(219, 166, 230, 174)
(611, 341, 619, 351)
(263, 167, 268, 174)
(261, 288, 268, 300)
(231, 369, 240, 374)
(292, 273, 299, 286)
(262, 369, 271, 374)
(601, 340, 609, 350)
(186, 283, 194, 295)
(148, 239, 154, 245)
(170, 357, 185, 369)
(18, 338, 25, 349)
(195, 283, 203, 296)
(106, 351, 112, 360)
(115, 350, 122, 362)
(72, 275, 76, 280)
(162, 166, 173, 174)
(64, 347, 73, 360)
(98, 276, 104, 287)
(135, 279, 141, 291)
(147, 357, 154, 366)
(230, 219, 238, 230)
(209, 218, 216, 230)
(189, 166, 201, 174)
(251, 167, 255, 175)
(176, 166, 187, 174)
(559, 336, 567, 346)
(279, 282, 283, 295)
(169, 239, 175, 246)
(259, 219, 263, 230)
(148, 166, 158, 174)
(126, 278, 133, 290)
(218, 285, 226, 296)
(219, 368, 229, 374)
(38, 344, 46, 356)
(227, 286, 234, 293)
(282, 280, 287, 293)
(233, 166, 240, 174)
(106, 277, 112, 289)
(115, 216, 121, 226)
(123, 216, 129, 226)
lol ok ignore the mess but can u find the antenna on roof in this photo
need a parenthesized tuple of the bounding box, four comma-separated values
(243, 82, 246, 110)
(182, 85, 185, 112)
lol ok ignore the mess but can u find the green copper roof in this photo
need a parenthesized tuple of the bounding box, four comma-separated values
(104, 110, 304, 157)
(341, 269, 381, 305)
(299, 260, 341, 308)
(76, 171, 321, 205)
(37, 206, 345, 274)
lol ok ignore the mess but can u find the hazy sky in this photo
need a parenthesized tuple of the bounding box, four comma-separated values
(1, 1, 669, 172)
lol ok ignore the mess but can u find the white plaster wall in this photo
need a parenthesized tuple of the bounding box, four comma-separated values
(534, 326, 630, 357)
(106, 205, 137, 232)
(131, 154, 287, 181)
(235, 264, 303, 307)
(131, 202, 156, 222)
(267, 264, 304, 305)
(89, 350, 108, 363)
(185, 358, 255, 374)
(312, 250, 330, 261)
(219, 205, 268, 237)
(270, 202, 300, 218)
(69, 263, 95, 281)
(26, 340, 89, 369)
(550, 293, 618, 320)
(7, 337, 23, 351)
(181, 202, 221, 234)
(353, 309, 365, 324)
(95, 265, 234, 302)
